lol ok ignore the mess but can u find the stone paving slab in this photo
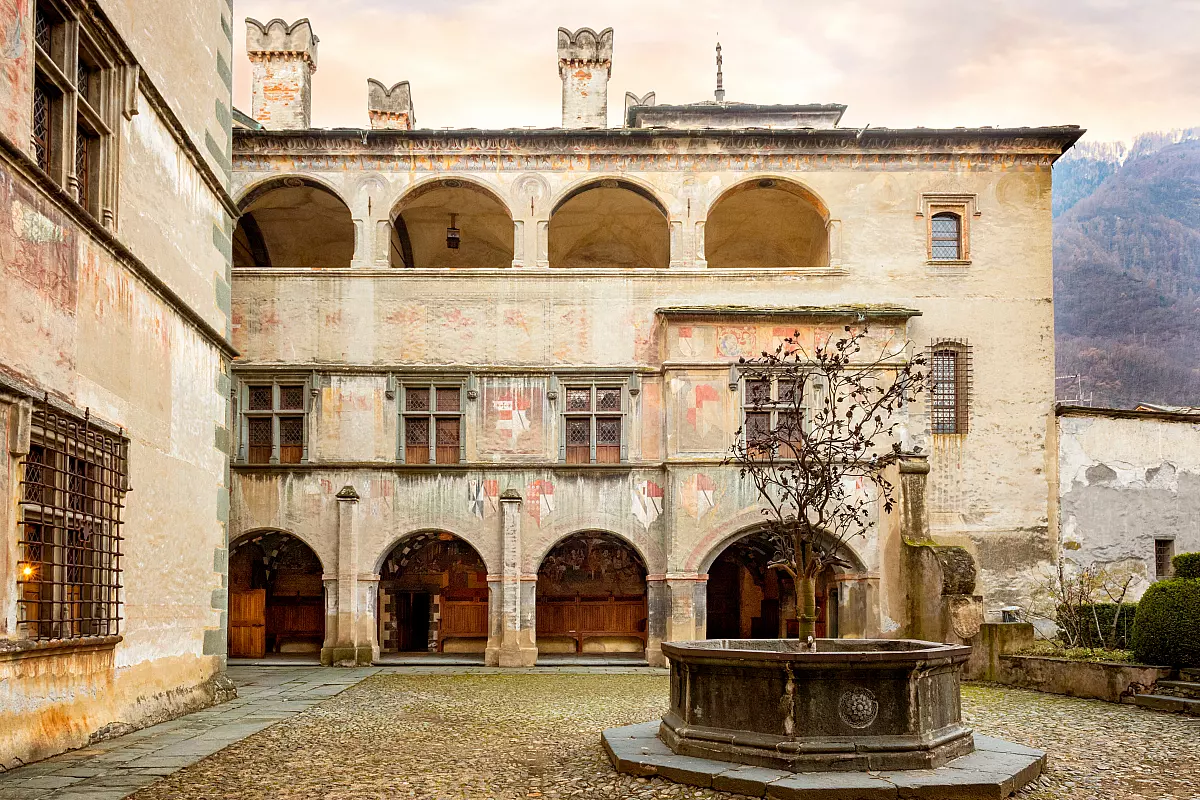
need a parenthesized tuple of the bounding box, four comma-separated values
(603, 722, 1047, 799)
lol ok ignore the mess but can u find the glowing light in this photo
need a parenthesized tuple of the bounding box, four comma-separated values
(21, 565, 34, 578)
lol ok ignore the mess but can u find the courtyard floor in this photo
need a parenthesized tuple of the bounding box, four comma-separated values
(0, 666, 1197, 799)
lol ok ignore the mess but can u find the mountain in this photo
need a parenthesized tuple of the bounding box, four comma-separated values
(1053, 129, 1200, 408)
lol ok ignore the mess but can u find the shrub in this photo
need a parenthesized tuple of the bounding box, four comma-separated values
(1057, 603, 1138, 649)
(1173, 552, 1200, 579)
(1131, 578, 1200, 667)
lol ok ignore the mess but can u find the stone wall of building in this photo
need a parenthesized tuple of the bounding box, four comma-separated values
(228, 123, 1076, 664)
(1057, 406, 1200, 600)
(0, 0, 234, 769)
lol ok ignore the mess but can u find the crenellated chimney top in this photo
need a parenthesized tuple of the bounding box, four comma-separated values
(246, 18, 319, 130)
(557, 27, 613, 129)
(367, 80, 416, 130)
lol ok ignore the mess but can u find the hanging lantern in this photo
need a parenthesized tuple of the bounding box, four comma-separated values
(446, 213, 460, 249)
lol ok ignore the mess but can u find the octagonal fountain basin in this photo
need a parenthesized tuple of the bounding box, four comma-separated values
(659, 638, 973, 772)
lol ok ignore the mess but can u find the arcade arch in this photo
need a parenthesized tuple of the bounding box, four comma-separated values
(535, 531, 648, 655)
(548, 179, 670, 268)
(377, 531, 489, 654)
(228, 530, 325, 659)
(704, 178, 830, 268)
(390, 179, 514, 268)
(233, 177, 355, 268)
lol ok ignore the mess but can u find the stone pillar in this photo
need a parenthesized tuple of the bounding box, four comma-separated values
(557, 27, 613, 129)
(485, 490, 537, 666)
(0, 393, 32, 634)
(322, 485, 372, 665)
(367, 79, 415, 130)
(246, 18, 318, 131)
(655, 573, 705, 667)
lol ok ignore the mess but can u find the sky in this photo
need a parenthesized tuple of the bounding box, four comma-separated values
(233, 0, 1200, 144)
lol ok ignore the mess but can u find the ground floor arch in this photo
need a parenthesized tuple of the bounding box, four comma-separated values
(535, 531, 648, 655)
(704, 531, 847, 639)
(228, 531, 325, 659)
(378, 531, 489, 654)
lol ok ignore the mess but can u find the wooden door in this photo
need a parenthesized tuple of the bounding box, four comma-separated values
(229, 589, 266, 658)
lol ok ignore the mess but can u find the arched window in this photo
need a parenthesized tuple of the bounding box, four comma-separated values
(929, 340, 971, 434)
(930, 213, 962, 261)
(705, 178, 830, 268)
(234, 179, 355, 268)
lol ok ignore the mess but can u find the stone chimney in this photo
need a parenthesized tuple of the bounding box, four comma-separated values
(367, 80, 416, 130)
(246, 18, 318, 130)
(557, 27, 613, 129)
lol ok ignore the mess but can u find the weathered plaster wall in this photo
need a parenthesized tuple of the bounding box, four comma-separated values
(0, 0, 33, 156)
(1058, 410, 1200, 599)
(1, 0, 233, 769)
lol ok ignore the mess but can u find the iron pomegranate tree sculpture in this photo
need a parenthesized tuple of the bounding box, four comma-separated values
(726, 326, 927, 640)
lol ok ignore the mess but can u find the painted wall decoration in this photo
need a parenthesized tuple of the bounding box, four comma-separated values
(716, 326, 756, 358)
(632, 479, 664, 530)
(468, 478, 499, 518)
(681, 473, 718, 521)
(527, 479, 555, 526)
(481, 378, 544, 455)
(537, 532, 646, 597)
(671, 377, 727, 454)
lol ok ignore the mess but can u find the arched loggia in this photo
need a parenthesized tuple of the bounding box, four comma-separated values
(377, 531, 489, 654)
(535, 531, 648, 655)
(390, 179, 514, 268)
(705, 178, 830, 268)
(233, 177, 355, 268)
(548, 179, 670, 268)
(228, 530, 325, 659)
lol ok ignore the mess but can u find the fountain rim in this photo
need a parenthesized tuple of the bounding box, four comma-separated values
(661, 638, 971, 665)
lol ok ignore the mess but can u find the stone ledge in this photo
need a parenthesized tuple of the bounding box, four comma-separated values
(603, 723, 1045, 799)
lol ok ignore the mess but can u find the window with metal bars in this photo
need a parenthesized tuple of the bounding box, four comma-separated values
(562, 384, 623, 464)
(17, 397, 127, 641)
(1154, 539, 1175, 579)
(928, 340, 971, 434)
(741, 376, 805, 459)
(930, 213, 962, 261)
(29, 2, 115, 223)
(241, 382, 308, 464)
(401, 384, 463, 464)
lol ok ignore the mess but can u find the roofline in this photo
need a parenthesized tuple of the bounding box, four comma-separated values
(233, 125, 1085, 156)
(1056, 403, 1200, 423)
(656, 306, 922, 319)
(625, 102, 847, 128)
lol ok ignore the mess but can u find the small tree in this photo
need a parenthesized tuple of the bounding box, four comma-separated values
(726, 326, 926, 639)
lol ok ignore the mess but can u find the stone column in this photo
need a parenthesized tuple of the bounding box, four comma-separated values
(485, 489, 537, 666)
(322, 485, 372, 666)
(655, 573, 706, 667)
(645, 576, 668, 667)
(0, 394, 32, 634)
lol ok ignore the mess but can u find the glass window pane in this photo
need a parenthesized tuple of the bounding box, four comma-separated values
(931, 350, 958, 433)
(279, 385, 305, 410)
(406, 388, 430, 411)
(597, 417, 621, 445)
(405, 417, 429, 445)
(566, 387, 591, 412)
(248, 385, 272, 411)
(436, 387, 460, 412)
(597, 387, 621, 411)
(566, 418, 591, 446)
(746, 379, 771, 406)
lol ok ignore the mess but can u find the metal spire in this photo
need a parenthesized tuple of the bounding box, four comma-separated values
(715, 40, 725, 102)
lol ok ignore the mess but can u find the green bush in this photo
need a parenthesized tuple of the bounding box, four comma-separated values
(1056, 603, 1138, 649)
(1131, 578, 1200, 667)
(1173, 552, 1200, 579)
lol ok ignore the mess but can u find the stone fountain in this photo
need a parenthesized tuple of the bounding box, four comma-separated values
(603, 638, 1047, 798)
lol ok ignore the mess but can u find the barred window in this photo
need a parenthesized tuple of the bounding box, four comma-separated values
(30, 2, 117, 223)
(401, 383, 462, 465)
(17, 398, 128, 641)
(929, 340, 971, 434)
(240, 381, 309, 464)
(1154, 539, 1175, 579)
(930, 213, 961, 260)
(562, 383, 624, 464)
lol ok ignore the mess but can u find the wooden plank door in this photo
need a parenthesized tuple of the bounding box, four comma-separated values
(229, 589, 266, 658)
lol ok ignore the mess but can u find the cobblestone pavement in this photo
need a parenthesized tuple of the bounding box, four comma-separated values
(3, 668, 1198, 799)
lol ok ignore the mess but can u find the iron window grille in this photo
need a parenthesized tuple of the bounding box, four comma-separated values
(239, 380, 309, 464)
(30, 1, 117, 224)
(1154, 539, 1175, 579)
(560, 383, 626, 464)
(928, 339, 972, 435)
(930, 213, 962, 261)
(740, 374, 806, 460)
(400, 382, 464, 465)
(17, 396, 128, 641)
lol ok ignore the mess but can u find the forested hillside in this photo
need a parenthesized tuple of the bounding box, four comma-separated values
(1053, 130, 1200, 408)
